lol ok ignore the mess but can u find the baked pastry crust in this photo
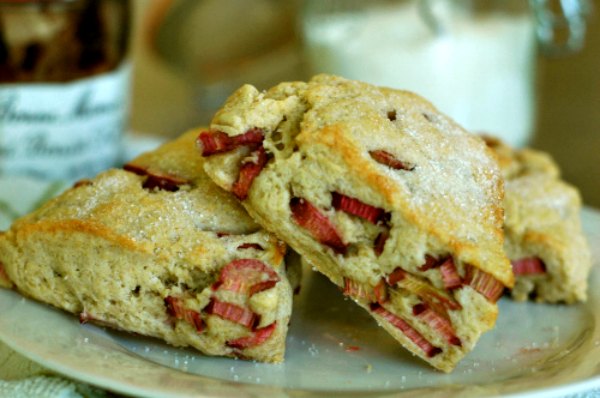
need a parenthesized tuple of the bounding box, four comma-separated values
(200, 75, 513, 372)
(0, 130, 293, 363)
(484, 137, 591, 303)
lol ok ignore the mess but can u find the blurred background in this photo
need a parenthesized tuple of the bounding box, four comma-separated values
(128, 0, 599, 207)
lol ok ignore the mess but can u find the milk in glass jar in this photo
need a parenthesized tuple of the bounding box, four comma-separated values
(301, 0, 591, 147)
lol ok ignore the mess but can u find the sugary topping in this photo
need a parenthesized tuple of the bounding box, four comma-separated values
(206, 74, 512, 288)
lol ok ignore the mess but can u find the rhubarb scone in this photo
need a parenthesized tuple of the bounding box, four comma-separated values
(198, 74, 514, 372)
(484, 136, 591, 303)
(0, 130, 293, 363)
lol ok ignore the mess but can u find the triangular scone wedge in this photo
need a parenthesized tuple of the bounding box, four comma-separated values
(0, 130, 293, 363)
(198, 74, 514, 372)
(483, 136, 591, 303)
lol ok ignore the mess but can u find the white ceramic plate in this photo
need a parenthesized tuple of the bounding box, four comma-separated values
(1, 178, 599, 398)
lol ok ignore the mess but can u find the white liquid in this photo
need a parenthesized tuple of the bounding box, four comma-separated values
(302, 2, 536, 147)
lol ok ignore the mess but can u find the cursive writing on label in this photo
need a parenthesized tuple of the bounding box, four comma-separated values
(0, 65, 130, 180)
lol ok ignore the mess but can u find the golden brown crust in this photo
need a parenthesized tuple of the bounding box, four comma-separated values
(15, 219, 142, 252)
(207, 74, 512, 286)
(202, 74, 512, 371)
(484, 137, 591, 303)
(127, 129, 261, 235)
(0, 131, 294, 363)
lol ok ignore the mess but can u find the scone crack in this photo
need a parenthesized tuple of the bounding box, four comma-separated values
(215, 234, 264, 251)
(236, 242, 264, 251)
(373, 228, 390, 256)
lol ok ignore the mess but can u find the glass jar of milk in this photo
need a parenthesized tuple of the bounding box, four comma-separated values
(301, 0, 590, 147)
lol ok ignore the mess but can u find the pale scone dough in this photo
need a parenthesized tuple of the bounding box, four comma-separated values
(484, 136, 591, 303)
(201, 75, 513, 372)
(0, 130, 294, 363)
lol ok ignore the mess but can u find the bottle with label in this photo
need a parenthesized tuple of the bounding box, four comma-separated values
(300, 0, 591, 148)
(0, 0, 131, 180)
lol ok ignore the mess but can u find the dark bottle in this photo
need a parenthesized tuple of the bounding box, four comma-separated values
(0, 0, 131, 180)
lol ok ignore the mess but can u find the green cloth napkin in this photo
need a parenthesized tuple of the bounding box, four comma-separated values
(0, 341, 106, 398)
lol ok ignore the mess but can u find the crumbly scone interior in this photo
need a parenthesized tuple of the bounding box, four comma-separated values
(483, 136, 591, 304)
(201, 75, 514, 371)
(0, 131, 294, 363)
(503, 173, 590, 303)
